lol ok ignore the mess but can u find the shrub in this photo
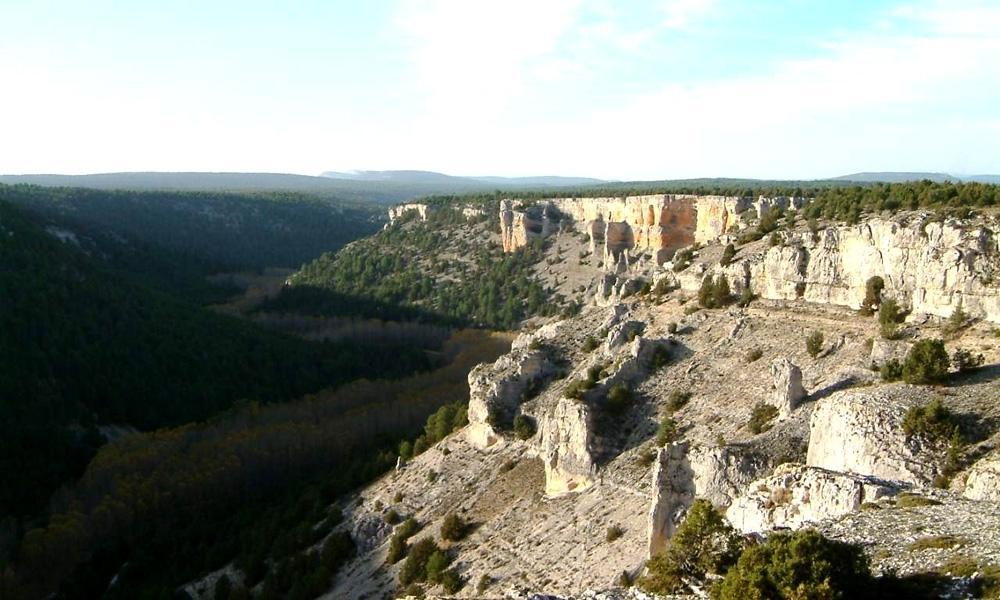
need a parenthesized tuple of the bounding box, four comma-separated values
(513, 414, 536, 440)
(606, 524, 625, 542)
(902, 398, 959, 443)
(399, 440, 413, 461)
(907, 535, 964, 551)
(880, 359, 903, 381)
(720, 243, 736, 266)
(863, 275, 885, 312)
(606, 383, 633, 414)
(667, 322, 678, 334)
(440, 514, 467, 542)
(736, 287, 755, 308)
(699, 275, 732, 309)
(748, 403, 778, 434)
(402, 583, 425, 598)
(896, 493, 942, 508)
(499, 459, 517, 473)
(943, 303, 968, 335)
(387, 534, 408, 564)
(902, 339, 950, 384)
(476, 574, 492, 594)
(806, 331, 824, 357)
(399, 538, 441, 585)
(769, 232, 783, 247)
(618, 570, 633, 586)
(384, 509, 401, 525)
(637, 448, 658, 468)
(654, 278, 676, 295)
(639, 499, 742, 595)
(952, 348, 984, 372)
(440, 569, 463, 593)
(878, 298, 904, 339)
(744, 348, 763, 363)
(425, 549, 450, 583)
(666, 390, 692, 412)
(656, 416, 678, 446)
(673, 248, 694, 272)
(397, 517, 420, 539)
(715, 530, 875, 600)
(651, 346, 671, 370)
(582, 336, 600, 353)
(426, 470, 438, 483)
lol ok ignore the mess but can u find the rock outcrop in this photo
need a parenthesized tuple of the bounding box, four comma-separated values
(726, 464, 899, 533)
(807, 389, 938, 485)
(743, 218, 1000, 322)
(387, 203, 432, 224)
(769, 358, 806, 418)
(541, 398, 596, 496)
(467, 348, 552, 449)
(963, 452, 1000, 501)
(647, 443, 766, 556)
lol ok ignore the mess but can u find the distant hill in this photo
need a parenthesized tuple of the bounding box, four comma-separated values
(832, 172, 959, 183)
(964, 174, 1000, 184)
(321, 169, 606, 188)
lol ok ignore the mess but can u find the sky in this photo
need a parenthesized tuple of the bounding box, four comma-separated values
(1, 0, 998, 180)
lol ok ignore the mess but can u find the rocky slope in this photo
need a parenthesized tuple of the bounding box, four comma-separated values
(184, 198, 1000, 599)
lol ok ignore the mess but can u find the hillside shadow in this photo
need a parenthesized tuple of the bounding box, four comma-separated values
(593, 339, 695, 467)
(947, 362, 1000, 388)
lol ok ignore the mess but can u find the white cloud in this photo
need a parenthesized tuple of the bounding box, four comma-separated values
(660, 0, 714, 29)
(393, 0, 582, 121)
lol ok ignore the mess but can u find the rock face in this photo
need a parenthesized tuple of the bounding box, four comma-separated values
(964, 452, 1000, 501)
(744, 218, 1000, 322)
(541, 398, 596, 496)
(769, 358, 806, 418)
(807, 389, 938, 485)
(647, 443, 766, 556)
(726, 464, 899, 534)
(467, 348, 551, 449)
(387, 203, 432, 224)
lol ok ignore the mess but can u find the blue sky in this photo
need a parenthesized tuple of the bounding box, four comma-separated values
(1, 0, 998, 179)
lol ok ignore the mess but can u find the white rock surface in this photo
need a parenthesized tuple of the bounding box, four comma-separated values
(964, 451, 1000, 501)
(807, 389, 938, 485)
(769, 358, 806, 418)
(726, 463, 899, 533)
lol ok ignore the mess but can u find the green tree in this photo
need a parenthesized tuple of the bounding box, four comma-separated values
(902, 339, 950, 384)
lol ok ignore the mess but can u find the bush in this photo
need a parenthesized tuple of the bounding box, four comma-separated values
(666, 390, 692, 412)
(720, 243, 736, 266)
(403, 583, 425, 598)
(744, 348, 763, 363)
(398, 517, 420, 539)
(880, 359, 903, 381)
(736, 287, 755, 308)
(806, 331, 824, 357)
(748, 403, 778, 434)
(651, 346, 671, 370)
(513, 414, 536, 440)
(863, 275, 885, 312)
(425, 549, 450, 583)
(606, 383, 633, 414)
(698, 275, 732, 309)
(440, 569, 463, 593)
(476, 574, 492, 594)
(440, 513, 467, 542)
(943, 303, 968, 335)
(426, 470, 438, 483)
(952, 348, 984, 372)
(769, 232, 783, 247)
(384, 509, 401, 525)
(606, 524, 625, 542)
(667, 322, 678, 334)
(582, 336, 599, 352)
(878, 298, 904, 339)
(714, 530, 875, 600)
(673, 248, 694, 272)
(639, 499, 742, 595)
(902, 398, 959, 443)
(387, 534, 408, 564)
(902, 339, 950, 384)
(399, 538, 441, 585)
(498, 459, 517, 473)
(656, 416, 678, 446)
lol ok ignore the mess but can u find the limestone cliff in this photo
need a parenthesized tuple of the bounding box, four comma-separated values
(387, 203, 432, 224)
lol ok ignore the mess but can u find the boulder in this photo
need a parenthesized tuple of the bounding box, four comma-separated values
(769, 358, 806, 418)
(540, 398, 596, 496)
(726, 463, 899, 534)
(806, 389, 938, 485)
(964, 452, 1000, 501)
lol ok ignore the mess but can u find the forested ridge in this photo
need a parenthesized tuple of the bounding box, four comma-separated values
(266, 208, 560, 330)
(0, 330, 510, 599)
(0, 200, 431, 523)
(0, 184, 382, 274)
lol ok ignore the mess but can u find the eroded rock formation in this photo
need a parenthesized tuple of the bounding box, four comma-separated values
(541, 397, 596, 496)
(466, 348, 551, 449)
(726, 464, 899, 533)
(964, 452, 1000, 501)
(769, 358, 806, 418)
(387, 203, 432, 224)
(807, 389, 938, 485)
